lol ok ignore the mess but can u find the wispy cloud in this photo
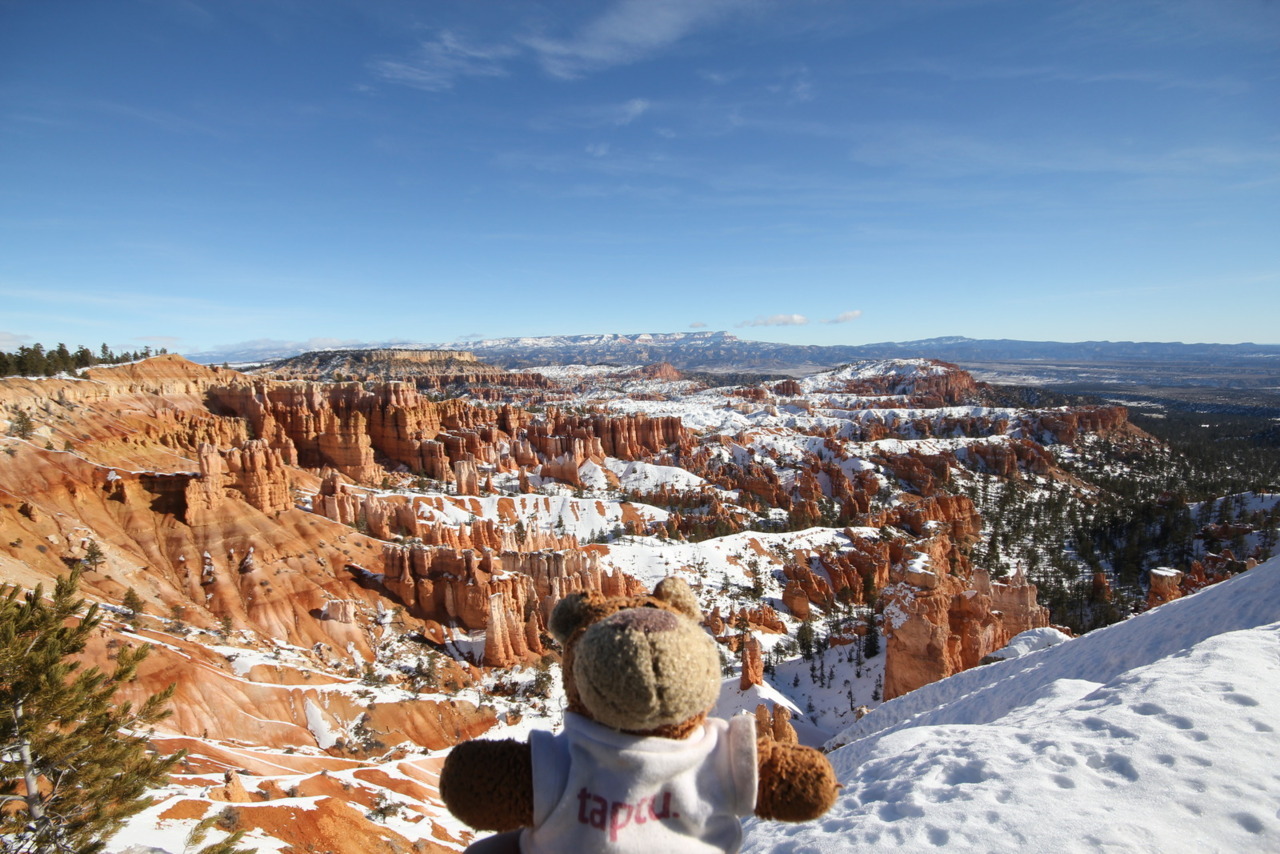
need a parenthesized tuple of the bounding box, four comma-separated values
(370, 31, 516, 92)
(737, 313, 809, 328)
(0, 331, 32, 350)
(0, 285, 230, 313)
(766, 67, 816, 104)
(845, 122, 1280, 179)
(372, 1, 739, 92)
(699, 69, 742, 86)
(527, 97, 660, 133)
(1055, 0, 1280, 49)
(523, 0, 737, 79)
(689, 321, 708, 328)
(134, 335, 183, 347)
(89, 99, 222, 135)
(878, 56, 1249, 96)
(824, 310, 862, 324)
(616, 98, 652, 126)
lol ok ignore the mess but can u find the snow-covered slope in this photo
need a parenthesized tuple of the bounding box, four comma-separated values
(744, 557, 1280, 852)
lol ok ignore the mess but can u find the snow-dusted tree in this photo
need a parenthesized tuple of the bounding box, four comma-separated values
(0, 570, 183, 853)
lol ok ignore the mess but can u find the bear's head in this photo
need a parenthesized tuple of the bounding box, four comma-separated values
(549, 577, 721, 739)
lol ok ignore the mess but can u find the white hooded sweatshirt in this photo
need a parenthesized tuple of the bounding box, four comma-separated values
(520, 712, 759, 854)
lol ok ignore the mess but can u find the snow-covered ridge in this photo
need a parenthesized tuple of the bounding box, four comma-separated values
(742, 558, 1280, 852)
(453, 331, 737, 350)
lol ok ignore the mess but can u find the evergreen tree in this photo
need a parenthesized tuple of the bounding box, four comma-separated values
(862, 620, 881, 659)
(81, 540, 105, 573)
(183, 811, 252, 854)
(8, 410, 34, 441)
(796, 618, 816, 660)
(0, 570, 183, 853)
(121, 588, 145, 620)
(51, 344, 73, 375)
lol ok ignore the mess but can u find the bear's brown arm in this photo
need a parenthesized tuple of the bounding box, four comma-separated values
(754, 737, 840, 822)
(439, 738, 535, 832)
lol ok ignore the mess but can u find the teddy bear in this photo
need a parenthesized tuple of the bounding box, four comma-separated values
(439, 576, 839, 853)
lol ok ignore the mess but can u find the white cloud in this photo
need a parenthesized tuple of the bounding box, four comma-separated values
(586, 142, 611, 157)
(615, 98, 652, 126)
(372, 1, 737, 91)
(698, 69, 741, 85)
(689, 321, 708, 328)
(766, 67, 816, 104)
(0, 331, 32, 350)
(824, 310, 862, 324)
(737, 313, 809, 328)
(134, 335, 183, 347)
(523, 0, 736, 79)
(370, 31, 516, 92)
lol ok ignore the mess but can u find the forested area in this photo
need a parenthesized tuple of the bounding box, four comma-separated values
(971, 408, 1280, 633)
(0, 343, 168, 378)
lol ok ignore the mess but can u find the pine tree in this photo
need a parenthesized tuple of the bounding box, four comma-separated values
(183, 810, 252, 854)
(0, 570, 184, 853)
(8, 410, 34, 441)
(862, 620, 881, 659)
(121, 588, 145, 620)
(796, 618, 816, 660)
(81, 540, 105, 573)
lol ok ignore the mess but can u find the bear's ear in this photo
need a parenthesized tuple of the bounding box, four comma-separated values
(549, 593, 592, 644)
(653, 576, 702, 621)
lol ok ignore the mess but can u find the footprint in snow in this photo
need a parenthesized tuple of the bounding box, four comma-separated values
(1085, 751, 1140, 783)
(1232, 812, 1264, 834)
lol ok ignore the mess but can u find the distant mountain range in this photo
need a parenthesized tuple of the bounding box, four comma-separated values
(189, 332, 1280, 379)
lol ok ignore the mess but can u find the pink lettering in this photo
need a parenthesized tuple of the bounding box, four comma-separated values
(574, 788, 678, 838)
(609, 802, 634, 842)
(651, 791, 673, 820)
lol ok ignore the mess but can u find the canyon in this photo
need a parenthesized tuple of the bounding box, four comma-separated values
(0, 351, 1228, 852)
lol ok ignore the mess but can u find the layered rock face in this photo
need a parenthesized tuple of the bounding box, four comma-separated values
(205, 378, 694, 494)
(206, 380, 454, 482)
(380, 543, 619, 629)
(880, 562, 1050, 701)
(525, 411, 692, 461)
(756, 490, 1051, 701)
(0, 355, 249, 471)
(186, 440, 293, 524)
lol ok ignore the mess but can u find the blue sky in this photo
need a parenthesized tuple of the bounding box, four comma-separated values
(2, 0, 1277, 355)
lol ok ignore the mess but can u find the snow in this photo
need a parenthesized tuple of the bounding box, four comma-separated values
(605, 457, 708, 492)
(985, 626, 1072, 661)
(406, 491, 670, 543)
(303, 697, 338, 749)
(744, 557, 1280, 852)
